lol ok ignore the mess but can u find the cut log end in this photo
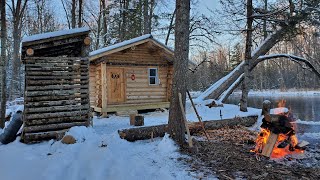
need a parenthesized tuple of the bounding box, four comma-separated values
(84, 37, 91, 46)
(26, 48, 34, 56)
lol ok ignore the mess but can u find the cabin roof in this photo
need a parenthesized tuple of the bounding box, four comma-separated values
(21, 27, 90, 58)
(22, 27, 90, 45)
(89, 34, 174, 61)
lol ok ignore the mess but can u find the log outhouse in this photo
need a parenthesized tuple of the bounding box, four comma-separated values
(21, 27, 91, 143)
(89, 34, 176, 116)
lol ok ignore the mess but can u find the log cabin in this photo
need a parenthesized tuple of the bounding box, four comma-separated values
(21, 27, 91, 143)
(89, 34, 194, 116)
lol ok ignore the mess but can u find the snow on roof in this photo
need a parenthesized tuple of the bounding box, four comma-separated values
(89, 34, 175, 57)
(89, 34, 198, 66)
(22, 27, 90, 43)
(90, 34, 153, 57)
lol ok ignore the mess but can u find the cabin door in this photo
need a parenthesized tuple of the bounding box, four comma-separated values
(107, 68, 125, 104)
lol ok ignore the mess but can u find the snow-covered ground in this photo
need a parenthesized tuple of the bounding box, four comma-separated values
(0, 99, 261, 180)
(0, 92, 319, 180)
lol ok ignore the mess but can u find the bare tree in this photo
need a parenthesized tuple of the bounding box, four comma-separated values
(8, 0, 28, 100)
(0, 0, 7, 128)
(26, 0, 58, 34)
(240, 0, 253, 112)
(78, 0, 83, 27)
(168, 0, 190, 144)
(71, 0, 76, 28)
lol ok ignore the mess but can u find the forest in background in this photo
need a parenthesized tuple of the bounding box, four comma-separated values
(0, 0, 320, 102)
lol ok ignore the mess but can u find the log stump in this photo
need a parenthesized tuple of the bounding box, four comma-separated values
(130, 114, 144, 126)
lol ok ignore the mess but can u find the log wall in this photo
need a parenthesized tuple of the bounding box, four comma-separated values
(23, 57, 91, 143)
(89, 43, 174, 111)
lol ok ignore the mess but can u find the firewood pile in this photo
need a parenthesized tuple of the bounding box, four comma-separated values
(183, 123, 319, 179)
(181, 100, 318, 179)
(197, 125, 257, 144)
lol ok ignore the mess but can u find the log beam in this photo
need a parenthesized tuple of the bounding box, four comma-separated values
(118, 116, 258, 142)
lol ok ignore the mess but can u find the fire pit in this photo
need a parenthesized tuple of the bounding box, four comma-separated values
(252, 100, 308, 158)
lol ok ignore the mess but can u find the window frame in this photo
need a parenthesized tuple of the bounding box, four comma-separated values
(148, 68, 159, 85)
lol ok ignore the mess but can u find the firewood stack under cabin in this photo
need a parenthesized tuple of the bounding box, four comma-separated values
(21, 28, 92, 143)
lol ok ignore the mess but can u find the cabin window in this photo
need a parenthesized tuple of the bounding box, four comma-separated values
(148, 68, 158, 85)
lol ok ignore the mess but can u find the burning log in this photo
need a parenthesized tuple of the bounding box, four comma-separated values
(253, 100, 308, 158)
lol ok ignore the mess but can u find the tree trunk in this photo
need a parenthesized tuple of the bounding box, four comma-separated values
(0, 111, 23, 144)
(71, 0, 76, 28)
(9, 25, 21, 101)
(167, 0, 190, 144)
(95, 0, 102, 50)
(165, 8, 176, 45)
(263, 0, 268, 39)
(0, 0, 7, 128)
(211, 54, 320, 103)
(78, 0, 83, 27)
(148, 0, 154, 34)
(8, 0, 27, 101)
(143, 0, 148, 34)
(240, 0, 253, 112)
(198, 25, 294, 101)
(119, 116, 258, 142)
(101, 0, 108, 46)
(61, 0, 71, 29)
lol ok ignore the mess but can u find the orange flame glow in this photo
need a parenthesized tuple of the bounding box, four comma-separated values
(252, 128, 303, 159)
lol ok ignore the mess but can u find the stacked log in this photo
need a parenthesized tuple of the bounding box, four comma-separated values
(22, 57, 91, 143)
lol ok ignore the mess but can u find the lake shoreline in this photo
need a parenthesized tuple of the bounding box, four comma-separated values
(231, 89, 320, 97)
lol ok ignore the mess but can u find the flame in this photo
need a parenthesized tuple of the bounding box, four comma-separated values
(251, 99, 304, 158)
(278, 99, 286, 107)
(252, 128, 303, 159)
(273, 99, 288, 115)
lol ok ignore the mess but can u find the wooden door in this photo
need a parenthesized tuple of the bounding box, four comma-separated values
(107, 68, 125, 104)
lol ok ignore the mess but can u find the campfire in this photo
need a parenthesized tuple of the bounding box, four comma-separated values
(252, 100, 307, 158)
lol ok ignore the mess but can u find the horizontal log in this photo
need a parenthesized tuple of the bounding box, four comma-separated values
(23, 122, 89, 133)
(126, 87, 167, 93)
(26, 71, 88, 76)
(25, 94, 88, 102)
(126, 95, 166, 100)
(125, 99, 166, 104)
(118, 116, 258, 142)
(25, 104, 90, 113)
(25, 110, 89, 120)
(25, 64, 88, 68)
(25, 116, 89, 126)
(26, 76, 88, 80)
(25, 99, 89, 107)
(0, 112, 23, 144)
(26, 85, 88, 91)
(25, 67, 88, 72)
(26, 59, 89, 64)
(25, 57, 87, 61)
(26, 89, 88, 97)
(23, 129, 69, 143)
(127, 83, 167, 88)
(127, 92, 166, 96)
(26, 80, 89, 86)
(25, 61, 87, 66)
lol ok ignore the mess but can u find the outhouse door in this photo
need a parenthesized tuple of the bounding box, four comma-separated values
(107, 68, 125, 104)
